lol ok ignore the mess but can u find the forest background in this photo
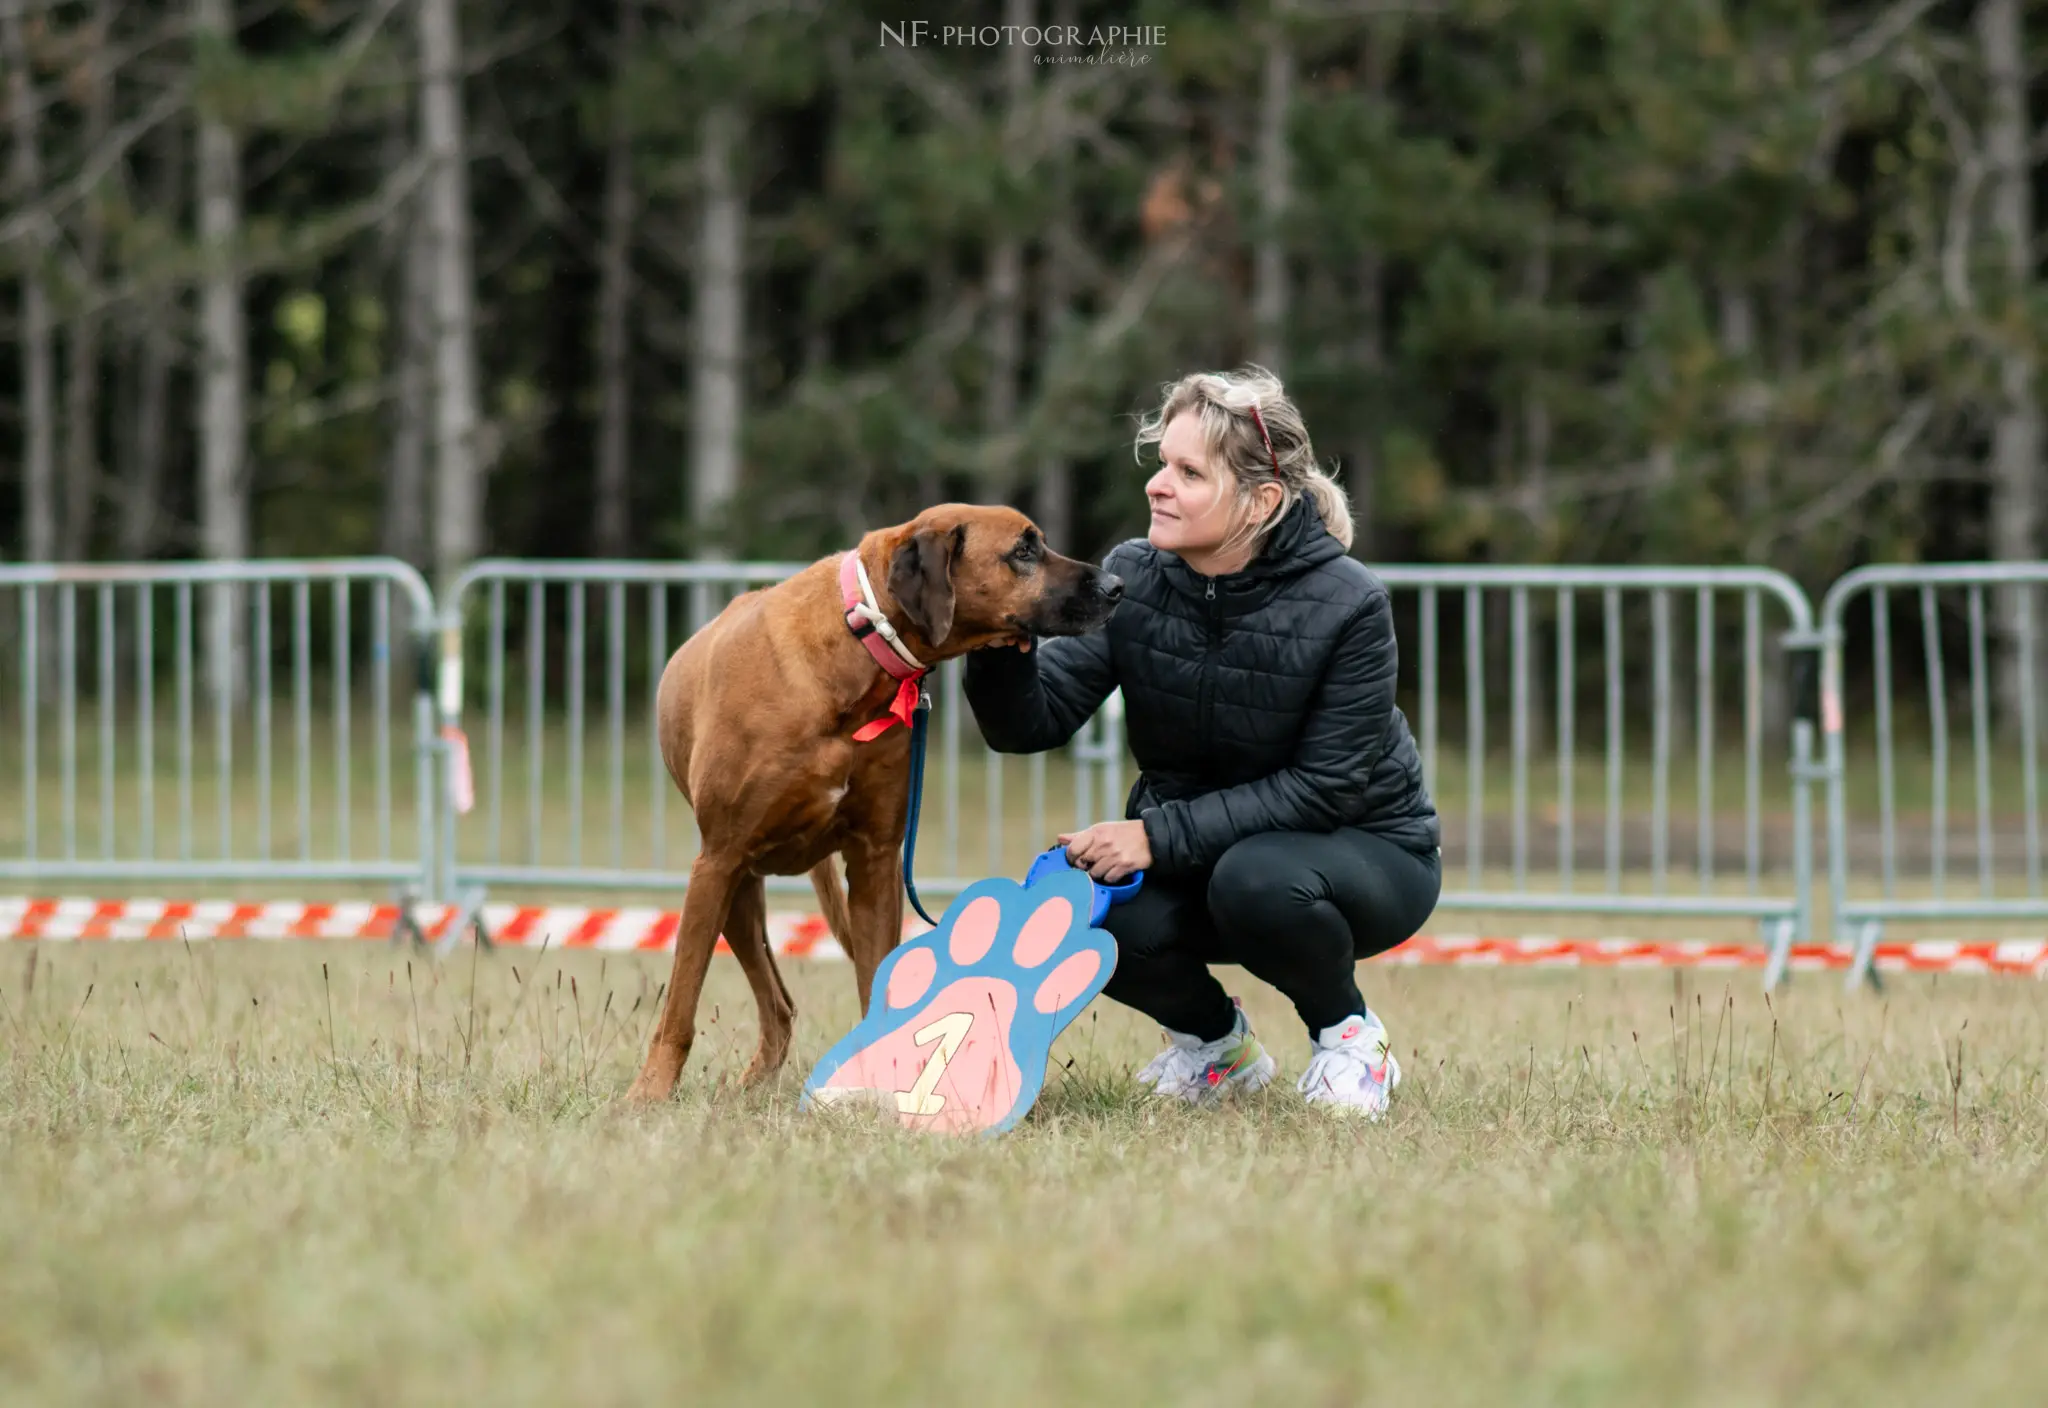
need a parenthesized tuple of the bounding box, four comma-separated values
(0, 0, 2040, 612)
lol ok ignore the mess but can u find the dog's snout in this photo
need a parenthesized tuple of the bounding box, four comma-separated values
(1032, 563, 1124, 637)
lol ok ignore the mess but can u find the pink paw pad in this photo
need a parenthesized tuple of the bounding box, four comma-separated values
(885, 946, 937, 1008)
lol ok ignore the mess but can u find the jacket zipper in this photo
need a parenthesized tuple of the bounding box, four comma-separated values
(1199, 578, 1221, 748)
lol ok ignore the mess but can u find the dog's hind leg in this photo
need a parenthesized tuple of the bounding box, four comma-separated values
(627, 851, 743, 1103)
(724, 873, 795, 1083)
(808, 857, 852, 953)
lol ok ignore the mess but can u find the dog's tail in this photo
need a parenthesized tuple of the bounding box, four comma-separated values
(808, 858, 853, 948)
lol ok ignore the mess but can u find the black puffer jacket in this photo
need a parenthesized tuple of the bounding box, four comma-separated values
(964, 496, 1440, 876)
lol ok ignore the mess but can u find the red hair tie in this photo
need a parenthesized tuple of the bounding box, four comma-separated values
(1246, 404, 1281, 478)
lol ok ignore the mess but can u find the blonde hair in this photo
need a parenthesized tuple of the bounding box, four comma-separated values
(1131, 365, 1354, 558)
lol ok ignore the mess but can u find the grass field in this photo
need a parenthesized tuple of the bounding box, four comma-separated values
(5, 940, 2047, 1404)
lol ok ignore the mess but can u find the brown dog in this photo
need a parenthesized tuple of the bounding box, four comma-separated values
(625, 504, 1124, 1103)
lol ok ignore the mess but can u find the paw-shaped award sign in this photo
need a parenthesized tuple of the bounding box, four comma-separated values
(803, 853, 1135, 1136)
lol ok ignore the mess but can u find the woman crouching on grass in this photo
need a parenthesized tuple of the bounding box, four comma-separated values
(964, 367, 1442, 1119)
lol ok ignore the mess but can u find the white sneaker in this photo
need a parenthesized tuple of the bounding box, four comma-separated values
(1297, 1011, 1401, 1120)
(1134, 998, 1278, 1104)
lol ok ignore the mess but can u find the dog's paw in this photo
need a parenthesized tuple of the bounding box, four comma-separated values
(802, 870, 1115, 1135)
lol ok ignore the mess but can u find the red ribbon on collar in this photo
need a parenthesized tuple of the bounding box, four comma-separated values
(853, 675, 924, 742)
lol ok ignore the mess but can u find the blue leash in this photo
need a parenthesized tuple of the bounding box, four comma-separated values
(900, 686, 940, 927)
(900, 686, 1145, 929)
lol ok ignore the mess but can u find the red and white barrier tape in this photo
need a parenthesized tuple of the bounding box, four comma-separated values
(3, 897, 2045, 976)
(1384, 933, 2048, 977)
(0, 896, 858, 959)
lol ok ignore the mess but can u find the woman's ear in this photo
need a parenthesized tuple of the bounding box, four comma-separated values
(1258, 480, 1285, 523)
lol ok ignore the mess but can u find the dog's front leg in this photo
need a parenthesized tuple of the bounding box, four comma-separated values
(627, 851, 744, 1103)
(841, 838, 906, 1016)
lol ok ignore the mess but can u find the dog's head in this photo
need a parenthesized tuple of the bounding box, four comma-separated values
(884, 504, 1122, 654)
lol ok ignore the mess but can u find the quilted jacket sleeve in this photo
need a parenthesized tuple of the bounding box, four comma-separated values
(962, 549, 1126, 754)
(1139, 588, 1398, 876)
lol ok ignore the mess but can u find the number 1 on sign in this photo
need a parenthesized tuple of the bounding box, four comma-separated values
(896, 1011, 974, 1116)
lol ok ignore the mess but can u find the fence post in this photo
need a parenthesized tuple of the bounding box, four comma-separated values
(1747, 622, 1823, 989)
(1104, 688, 1126, 828)
(400, 620, 440, 947)
(1783, 623, 1827, 958)
(1812, 586, 1887, 990)
(434, 591, 490, 952)
(1815, 606, 1851, 963)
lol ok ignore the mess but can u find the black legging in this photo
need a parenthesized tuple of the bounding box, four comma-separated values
(1099, 828, 1442, 1041)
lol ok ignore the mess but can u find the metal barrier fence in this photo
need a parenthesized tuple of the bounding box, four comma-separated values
(1821, 565, 2048, 986)
(0, 561, 440, 930)
(428, 559, 1819, 983)
(430, 560, 1129, 939)
(14, 552, 2048, 994)
(1371, 567, 1820, 987)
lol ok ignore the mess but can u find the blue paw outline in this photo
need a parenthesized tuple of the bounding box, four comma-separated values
(802, 866, 1120, 1136)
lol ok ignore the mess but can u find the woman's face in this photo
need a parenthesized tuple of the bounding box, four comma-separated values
(1146, 410, 1282, 574)
(1145, 412, 1236, 563)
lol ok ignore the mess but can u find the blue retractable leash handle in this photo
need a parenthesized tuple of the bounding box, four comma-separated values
(1024, 844, 1144, 925)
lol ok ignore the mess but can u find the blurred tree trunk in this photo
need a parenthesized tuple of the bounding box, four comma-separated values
(382, 53, 430, 573)
(1519, 235, 1552, 744)
(2, 0, 56, 565)
(386, 207, 432, 570)
(1034, 267, 1074, 548)
(1977, 0, 2042, 730)
(380, 84, 430, 571)
(119, 122, 182, 561)
(1520, 239, 1550, 533)
(690, 102, 744, 560)
(1719, 280, 1764, 520)
(916, 254, 955, 509)
(195, 0, 250, 702)
(1344, 25, 1398, 563)
(1032, 0, 1077, 552)
(594, 0, 640, 559)
(982, 0, 1031, 501)
(419, 0, 481, 589)
(1347, 249, 1382, 559)
(61, 0, 115, 561)
(1718, 278, 1789, 745)
(1251, 0, 1292, 371)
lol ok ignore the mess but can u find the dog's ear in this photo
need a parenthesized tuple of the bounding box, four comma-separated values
(888, 524, 965, 646)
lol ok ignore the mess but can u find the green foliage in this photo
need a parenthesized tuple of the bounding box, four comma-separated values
(192, 28, 406, 136)
(2, 0, 2042, 576)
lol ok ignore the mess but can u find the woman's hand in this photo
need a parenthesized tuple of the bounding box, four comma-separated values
(1057, 820, 1152, 885)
